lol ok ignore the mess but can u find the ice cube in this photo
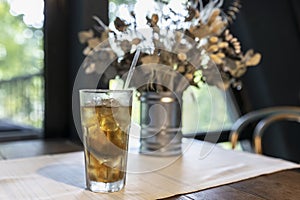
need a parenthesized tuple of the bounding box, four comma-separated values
(88, 168, 98, 181)
(110, 92, 132, 106)
(87, 152, 99, 167)
(108, 128, 127, 150)
(104, 156, 124, 182)
(99, 115, 118, 132)
(87, 127, 108, 153)
(101, 98, 120, 107)
(107, 168, 122, 182)
(81, 106, 98, 127)
(108, 155, 123, 169)
(92, 96, 102, 105)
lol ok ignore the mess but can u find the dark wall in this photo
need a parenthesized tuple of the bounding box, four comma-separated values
(44, 0, 70, 138)
(68, 0, 109, 143)
(230, 0, 300, 162)
(44, 0, 108, 143)
(231, 0, 300, 110)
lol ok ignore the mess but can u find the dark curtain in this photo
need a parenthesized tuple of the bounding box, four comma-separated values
(230, 0, 300, 162)
(44, 0, 108, 142)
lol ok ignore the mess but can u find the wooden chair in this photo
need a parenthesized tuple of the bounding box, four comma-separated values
(229, 106, 300, 161)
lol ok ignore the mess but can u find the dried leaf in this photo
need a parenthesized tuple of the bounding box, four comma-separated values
(216, 52, 225, 58)
(132, 38, 142, 45)
(226, 0, 242, 24)
(223, 60, 247, 77)
(100, 30, 109, 42)
(244, 49, 254, 58)
(83, 46, 92, 55)
(146, 14, 159, 27)
(207, 9, 221, 25)
(209, 36, 219, 43)
(151, 14, 159, 26)
(78, 29, 94, 43)
(141, 55, 160, 64)
(210, 54, 223, 64)
(177, 65, 185, 73)
(177, 53, 187, 61)
(185, 73, 193, 81)
(120, 40, 132, 53)
(189, 25, 210, 39)
(246, 53, 261, 66)
(207, 45, 219, 53)
(211, 20, 226, 35)
(87, 38, 101, 48)
(114, 17, 129, 32)
(233, 65, 247, 77)
(218, 42, 229, 49)
(175, 32, 183, 43)
(185, 7, 197, 22)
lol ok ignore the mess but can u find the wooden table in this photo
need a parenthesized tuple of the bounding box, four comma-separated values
(166, 169, 300, 200)
(0, 139, 299, 200)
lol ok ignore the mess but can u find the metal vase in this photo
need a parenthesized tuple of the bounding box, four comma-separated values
(139, 91, 182, 156)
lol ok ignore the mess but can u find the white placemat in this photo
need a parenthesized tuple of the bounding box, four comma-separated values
(0, 139, 299, 200)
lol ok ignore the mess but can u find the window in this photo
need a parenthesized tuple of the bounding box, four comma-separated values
(109, 0, 240, 136)
(0, 0, 44, 139)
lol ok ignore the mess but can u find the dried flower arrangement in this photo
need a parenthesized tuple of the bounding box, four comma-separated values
(78, 0, 261, 93)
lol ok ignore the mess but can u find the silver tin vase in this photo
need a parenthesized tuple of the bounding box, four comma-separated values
(139, 91, 182, 156)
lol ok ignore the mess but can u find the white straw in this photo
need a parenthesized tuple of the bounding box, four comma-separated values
(123, 48, 141, 89)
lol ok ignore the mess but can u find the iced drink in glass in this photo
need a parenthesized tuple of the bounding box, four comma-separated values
(79, 89, 132, 193)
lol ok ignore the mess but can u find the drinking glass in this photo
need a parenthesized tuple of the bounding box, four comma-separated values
(79, 89, 132, 192)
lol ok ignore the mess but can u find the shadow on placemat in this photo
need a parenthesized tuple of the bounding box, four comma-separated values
(37, 164, 85, 189)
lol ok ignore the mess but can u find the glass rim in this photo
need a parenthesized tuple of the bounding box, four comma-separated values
(79, 89, 133, 94)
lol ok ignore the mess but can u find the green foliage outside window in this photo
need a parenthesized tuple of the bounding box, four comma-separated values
(0, 0, 44, 129)
(0, 0, 43, 79)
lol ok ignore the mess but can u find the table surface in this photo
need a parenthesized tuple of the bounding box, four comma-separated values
(0, 139, 299, 200)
